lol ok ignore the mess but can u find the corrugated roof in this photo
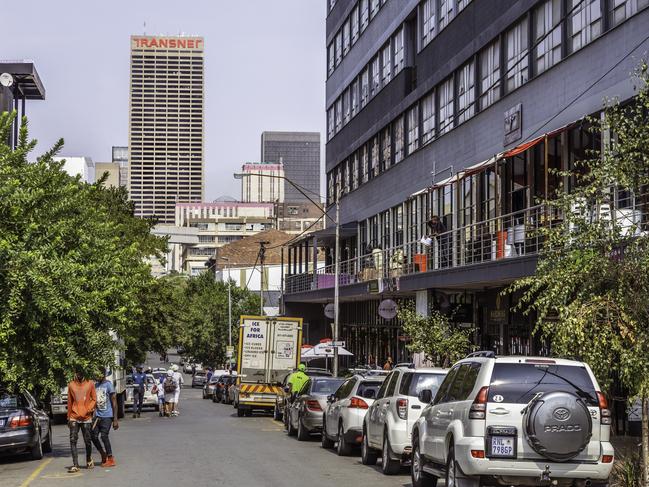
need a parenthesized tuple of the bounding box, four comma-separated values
(215, 229, 293, 267)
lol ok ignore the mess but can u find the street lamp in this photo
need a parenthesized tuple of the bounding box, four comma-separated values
(221, 257, 233, 371)
(233, 172, 342, 377)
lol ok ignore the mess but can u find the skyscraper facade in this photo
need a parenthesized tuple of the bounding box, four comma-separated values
(128, 35, 204, 224)
(260, 132, 320, 204)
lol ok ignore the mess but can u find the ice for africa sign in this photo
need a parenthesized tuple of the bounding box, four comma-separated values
(132, 37, 204, 50)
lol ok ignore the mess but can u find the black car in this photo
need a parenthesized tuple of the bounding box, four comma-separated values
(214, 375, 236, 404)
(191, 371, 207, 388)
(0, 388, 52, 460)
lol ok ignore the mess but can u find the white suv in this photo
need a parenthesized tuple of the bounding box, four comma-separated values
(362, 366, 447, 475)
(411, 353, 614, 487)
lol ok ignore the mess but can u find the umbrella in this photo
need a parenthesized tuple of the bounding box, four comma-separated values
(301, 341, 353, 359)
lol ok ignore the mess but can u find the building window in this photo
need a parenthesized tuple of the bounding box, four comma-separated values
(479, 39, 500, 110)
(422, 0, 436, 47)
(458, 0, 472, 11)
(370, 55, 380, 96)
(533, 0, 562, 76)
(381, 126, 392, 170)
(335, 32, 343, 66)
(381, 44, 392, 85)
(352, 153, 359, 190)
(327, 107, 334, 140)
(406, 104, 420, 155)
(568, 0, 602, 54)
(360, 67, 370, 106)
(422, 91, 435, 145)
(327, 172, 334, 204)
(371, 136, 380, 177)
(342, 160, 349, 194)
(457, 60, 475, 124)
(351, 6, 360, 44)
(360, 0, 369, 32)
(370, 0, 380, 18)
(393, 28, 405, 75)
(361, 144, 369, 183)
(438, 0, 454, 30)
(394, 116, 405, 163)
(342, 88, 351, 125)
(607, 0, 646, 27)
(505, 18, 529, 94)
(327, 44, 335, 76)
(335, 98, 343, 132)
(438, 77, 454, 134)
(342, 20, 351, 55)
(351, 79, 359, 117)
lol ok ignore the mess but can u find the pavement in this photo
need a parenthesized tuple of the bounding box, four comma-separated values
(0, 370, 412, 487)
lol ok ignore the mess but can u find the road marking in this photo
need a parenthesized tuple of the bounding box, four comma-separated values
(19, 457, 52, 487)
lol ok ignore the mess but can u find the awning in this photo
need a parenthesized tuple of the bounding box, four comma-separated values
(502, 119, 582, 158)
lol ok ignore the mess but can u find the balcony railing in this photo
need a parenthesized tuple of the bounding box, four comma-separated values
(285, 205, 559, 294)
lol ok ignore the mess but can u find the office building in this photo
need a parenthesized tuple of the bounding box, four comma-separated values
(112, 146, 129, 188)
(261, 132, 321, 203)
(95, 162, 121, 187)
(274, 201, 325, 235)
(56, 156, 95, 183)
(283, 0, 649, 364)
(241, 162, 285, 203)
(128, 35, 205, 224)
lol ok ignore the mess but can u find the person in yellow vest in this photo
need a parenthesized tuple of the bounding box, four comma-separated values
(287, 363, 309, 394)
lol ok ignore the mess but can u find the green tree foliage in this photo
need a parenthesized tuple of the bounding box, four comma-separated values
(174, 271, 259, 367)
(398, 306, 473, 368)
(508, 63, 649, 481)
(0, 113, 166, 396)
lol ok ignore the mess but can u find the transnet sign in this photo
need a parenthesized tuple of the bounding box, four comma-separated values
(132, 37, 204, 50)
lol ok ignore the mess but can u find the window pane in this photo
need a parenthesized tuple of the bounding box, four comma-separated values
(568, 0, 601, 54)
(361, 67, 370, 106)
(335, 98, 342, 133)
(381, 126, 392, 170)
(343, 20, 351, 55)
(394, 116, 404, 163)
(457, 60, 475, 124)
(422, 0, 436, 46)
(360, 0, 369, 32)
(438, 77, 454, 134)
(393, 28, 405, 75)
(479, 39, 501, 110)
(534, 0, 562, 75)
(439, 0, 454, 30)
(382, 44, 392, 85)
(407, 104, 420, 154)
(371, 136, 380, 177)
(351, 7, 360, 44)
(422, 91, 435, 145)
(351, 80, 359, 116)
(335, 32, 342, 66)
(371, 56, 380, 96)
(505, 18, 529, 93)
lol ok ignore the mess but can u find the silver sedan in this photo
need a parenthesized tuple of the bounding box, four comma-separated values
(286, 377, 345, 441)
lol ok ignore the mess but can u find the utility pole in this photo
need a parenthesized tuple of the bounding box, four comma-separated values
(221, 257, 232, 371)
(333, 184, 340, 377)
(258, 241, 270, 316)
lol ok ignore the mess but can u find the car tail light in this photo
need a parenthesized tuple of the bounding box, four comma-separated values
(349, 397, 369, 409)
(469, 386, 489, 420)
(306, 400, 322, 412)
(597, 391, 612, 425)
(397, 398, 408, 420)
(602, 455, 614, 463)
(471, 450, 485, 459)
(9, 415, 32, 428)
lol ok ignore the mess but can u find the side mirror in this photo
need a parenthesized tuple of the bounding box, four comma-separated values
(327, 394, 336, 403)
(418, 389, 433, 404)
(362, 389, 376, 399)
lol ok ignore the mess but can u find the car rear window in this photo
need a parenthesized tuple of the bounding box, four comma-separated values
(311, 378, 345, 395)
(357, 381, 382, 398)
(489, 363, 597, 405)
(399, 372, 446, 397)
(0, 392, 26, 409)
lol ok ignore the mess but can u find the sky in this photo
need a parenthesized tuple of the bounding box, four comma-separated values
(3, 0, 327, 201)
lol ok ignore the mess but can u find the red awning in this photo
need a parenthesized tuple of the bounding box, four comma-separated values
(502, 135, 545, 158)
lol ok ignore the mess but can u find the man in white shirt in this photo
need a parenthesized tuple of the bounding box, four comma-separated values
(171, 364, 184, 416)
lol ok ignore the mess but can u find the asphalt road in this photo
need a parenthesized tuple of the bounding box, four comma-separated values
(0, 372, 415, 487)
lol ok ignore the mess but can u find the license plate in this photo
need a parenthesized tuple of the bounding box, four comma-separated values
(491, 436, 515, 457)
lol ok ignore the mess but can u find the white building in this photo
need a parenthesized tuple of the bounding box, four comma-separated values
(240, 162, 284, 203)
(56, 156, 95, 183)
(149, 224, 200, 277)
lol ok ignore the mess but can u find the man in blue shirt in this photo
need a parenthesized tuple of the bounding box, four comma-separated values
(132, 365, 147, 418)
(92, 368, 119, 467)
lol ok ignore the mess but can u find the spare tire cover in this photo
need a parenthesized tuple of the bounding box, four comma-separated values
(524, 391, 592, 462)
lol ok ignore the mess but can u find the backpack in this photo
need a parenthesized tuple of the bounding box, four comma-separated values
(163, 377, 177, 393)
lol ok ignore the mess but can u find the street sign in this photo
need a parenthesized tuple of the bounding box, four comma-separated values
(226, 345, 234, 358)
(378, 299, 398, 320)
(332, 341, 345, 347)
(226, 351, 233, 358)
(324, 303, 335, 319)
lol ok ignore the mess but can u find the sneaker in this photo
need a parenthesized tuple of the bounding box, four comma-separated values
(68, 466, 80, 473)
(137, 412, 141, 418)
(87, 460, 94, 469)
(101, 456, 116, 468)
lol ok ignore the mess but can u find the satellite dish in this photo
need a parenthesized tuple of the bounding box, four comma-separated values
(0, 73, 14, 88)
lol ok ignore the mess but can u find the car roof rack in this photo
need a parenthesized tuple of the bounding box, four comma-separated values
(466, 351, 496, 358)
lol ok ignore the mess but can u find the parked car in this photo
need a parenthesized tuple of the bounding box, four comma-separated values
(410, 353, 614, 487)
(125, 374, 159, 411)
(362, 366, 447, 475)
(274, 367, 334, 421)
(203, 375, 220, 399)
(214, 375, 237, 404)
(0, 388, 52, 460)
(322, 374, 385, 456)
(346, 368, 390, 377)
(286, 377, 345, 441)
(49, 386, 68, 423)
(191, 371, 208, 388)
(184, 362, 203, 375)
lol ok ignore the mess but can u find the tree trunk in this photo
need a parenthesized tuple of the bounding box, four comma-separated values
(643, 396, 649, 487)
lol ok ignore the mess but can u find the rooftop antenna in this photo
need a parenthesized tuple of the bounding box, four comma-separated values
(143, 21, 146, 35)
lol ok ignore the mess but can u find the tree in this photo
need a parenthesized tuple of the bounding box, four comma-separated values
(0, 113, 167, 397)
(508, 62, 649, 484)
(398, 305, 473, 368)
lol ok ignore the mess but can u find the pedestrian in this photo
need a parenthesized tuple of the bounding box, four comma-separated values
(206, 367, 213, 382)
(155, 376, 165, 417)
(383, 356, 393, 371)
(287, 363, 309, 396)
(171, 364, 184, 416)
(163, 369, 178, 417)
(67, 369, 96, 473)
(91, 368, 119, 468)
(131, 365, 147, 418)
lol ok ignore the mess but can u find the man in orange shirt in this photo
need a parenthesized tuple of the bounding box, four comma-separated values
(67, 369, 97, 473)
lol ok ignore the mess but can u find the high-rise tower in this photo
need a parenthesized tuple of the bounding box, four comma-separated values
(128, 35, 204, 223)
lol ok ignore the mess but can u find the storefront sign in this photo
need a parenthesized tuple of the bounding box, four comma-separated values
(378, 299, 398, 320)
(504, 103, 522, 145)
(324, 303, 335, 320)
(488, 309, 507, 324)
(132, 37, 204, 50)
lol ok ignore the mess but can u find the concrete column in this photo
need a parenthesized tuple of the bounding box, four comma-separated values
(413, 289, 430, 367)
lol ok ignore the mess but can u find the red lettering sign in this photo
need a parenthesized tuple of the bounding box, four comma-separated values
(133, 37, 203, 50)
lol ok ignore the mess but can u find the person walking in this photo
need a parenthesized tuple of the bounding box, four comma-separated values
(131, 365, 147, 418)
(383, 356, 394, 371)
(155, 376, 165, 417)
(171, 364, 184, 416)
(67, 369, 97, 473)
(91, 368, 119, 467)
(162, 370, 178, 417)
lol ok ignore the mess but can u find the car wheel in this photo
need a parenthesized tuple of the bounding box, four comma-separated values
(31, 429, 43, 460)
(381, 432, 400, 475)
(42, 425, 53, 454)
(445, 445, 477, 487)
(337, 422, 352, 456)
(237, 407, 245, 417)
(154, 404, 160, 412)
(287, 412, 297, 436)
(361, 427, 378, 465)
(212, 393, 218, 403)
(202, 390, 206, 399)
(273, 404, 282, 421)
(321, 417, 334, 449)
(296, 415, 310, 441)
(412, 436, 437, 487)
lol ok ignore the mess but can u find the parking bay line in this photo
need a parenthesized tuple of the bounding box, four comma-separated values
(19, 457, 52, 487)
